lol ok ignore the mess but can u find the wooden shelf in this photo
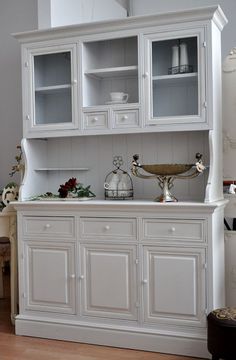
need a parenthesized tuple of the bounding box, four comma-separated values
(152, 72, 198, 85)
(84, 65, 138, 79)
(35, 84, 71, 94)
(34, 168, 89, 171)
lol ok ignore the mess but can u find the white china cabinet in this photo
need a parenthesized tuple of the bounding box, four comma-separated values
(13, 6, 227, 359)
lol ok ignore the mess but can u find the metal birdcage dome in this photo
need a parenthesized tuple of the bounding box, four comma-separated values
(104, 156, 133, 200)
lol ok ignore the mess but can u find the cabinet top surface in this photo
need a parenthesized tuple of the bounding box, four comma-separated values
(12, 199, 227, 213)
(13, 5, 227, 43)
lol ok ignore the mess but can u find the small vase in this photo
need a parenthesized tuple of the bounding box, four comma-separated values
(179, 42, 189, 71)
(172, 45, 179, 68)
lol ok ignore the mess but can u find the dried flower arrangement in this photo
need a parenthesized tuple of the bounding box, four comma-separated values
(58, 177, 95, 199)
(9, 145, 24, 178)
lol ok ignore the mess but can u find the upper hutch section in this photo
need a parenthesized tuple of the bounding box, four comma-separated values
(14, 6, 227, 203)
(14, 5, 227, 138)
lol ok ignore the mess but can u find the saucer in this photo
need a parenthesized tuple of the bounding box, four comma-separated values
(106, 100, 128, 105)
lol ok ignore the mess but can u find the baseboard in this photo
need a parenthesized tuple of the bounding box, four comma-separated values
(15, 317, 210, 358)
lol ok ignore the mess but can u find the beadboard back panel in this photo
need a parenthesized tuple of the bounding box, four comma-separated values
(21, 131, 209, 201)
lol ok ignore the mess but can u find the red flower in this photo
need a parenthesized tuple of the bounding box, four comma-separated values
(58, 178, 78, 198)
(58, 184, 69, 198)
(65, 177, 77, 191)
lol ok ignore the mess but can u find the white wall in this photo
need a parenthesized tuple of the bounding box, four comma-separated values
(116, 0, 128, 7)
(51, 0, 127, 27)
(0, 0, 38, 190)
(130, 0, 235, 58)
(37, 0, 51, 29)
(115, 0, 130, 12)
(38, 0, 127, 29)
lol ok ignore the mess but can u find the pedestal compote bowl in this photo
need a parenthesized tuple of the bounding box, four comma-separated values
(131, 153, 205, 202)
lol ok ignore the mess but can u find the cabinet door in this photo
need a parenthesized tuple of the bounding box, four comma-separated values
(23, 241, 76, 314)
(23, 44, 78, 135)
(80, 243, 138, 320)
(143, 246, 206, 327)
(143, 28, 206, 130)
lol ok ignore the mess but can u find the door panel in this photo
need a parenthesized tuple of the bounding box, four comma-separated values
(81, 243, 138, 320)
(24, 242, 76, 314)
(143, 246, 206, 326)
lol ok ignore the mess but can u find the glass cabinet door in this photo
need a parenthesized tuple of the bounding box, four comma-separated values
(144, 29, 206, 128)
(27, 44, 78, 131)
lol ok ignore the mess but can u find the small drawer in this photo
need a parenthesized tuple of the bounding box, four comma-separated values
(142, 218, 205, 242)
(23, 216, 75, 239)
(113, 109, 139, 128)
(83, 112, 108, 130)
(80, 217, 137, 240)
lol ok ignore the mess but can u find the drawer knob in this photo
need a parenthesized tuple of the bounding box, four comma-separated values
(79, 275, 84, 280)
(122, 115, 128, 121)
(92, 117, 98, 122)
(45, 223, 51, 229)
(104, 225, 110, 231)
(142, 279, 148, 284)
(70, 274, 75, 279)
(170, 227, 176, 233)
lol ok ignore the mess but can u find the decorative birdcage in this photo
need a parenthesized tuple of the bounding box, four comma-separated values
(104, 156, 133, 200)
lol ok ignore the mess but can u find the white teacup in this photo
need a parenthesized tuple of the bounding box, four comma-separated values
(110, 92, 129, 103)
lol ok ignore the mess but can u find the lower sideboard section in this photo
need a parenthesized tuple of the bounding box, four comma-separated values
(15, 316, 210, 358)
(13, 199, 226, 360)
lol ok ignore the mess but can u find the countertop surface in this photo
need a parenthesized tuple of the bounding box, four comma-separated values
(11, 198, 228, 214)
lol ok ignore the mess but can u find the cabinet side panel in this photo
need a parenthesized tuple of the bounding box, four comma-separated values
(209, 206, 225, 310)
(205, 23, 223, 202)
(20, 138, 48, 200)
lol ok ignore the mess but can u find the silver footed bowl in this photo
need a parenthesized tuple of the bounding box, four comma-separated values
(141, 164, 193, 176)
(131, 153, 205, 202)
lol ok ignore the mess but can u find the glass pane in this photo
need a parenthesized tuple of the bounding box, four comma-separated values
(152, 37, 198, 118)
(34, 52, 71, 88)
(35, 89, 72, 124)
(33, 51, 72, 125)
